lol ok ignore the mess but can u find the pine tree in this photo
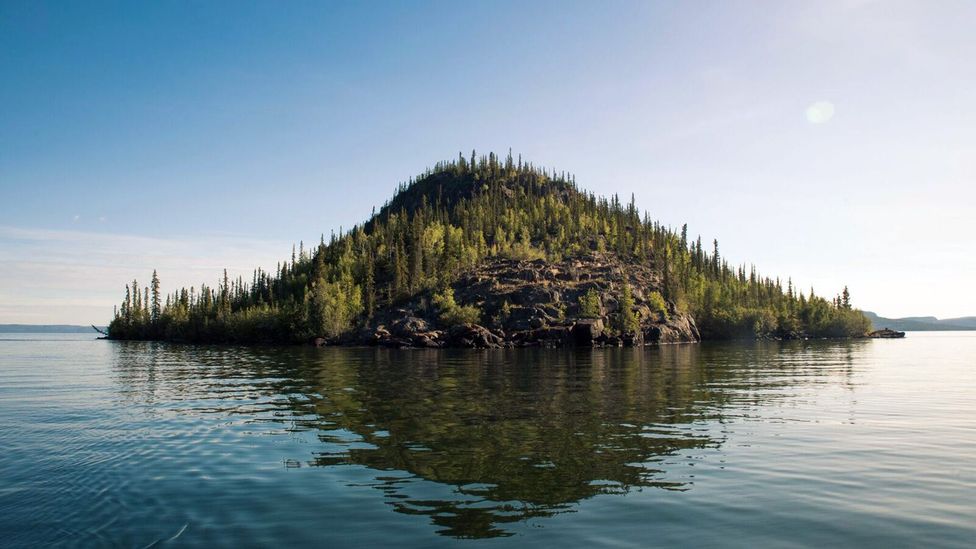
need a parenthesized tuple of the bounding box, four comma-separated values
(150, 270, 161, 325)
(364, 255, 376, 318)
(617, 284, 639, 334)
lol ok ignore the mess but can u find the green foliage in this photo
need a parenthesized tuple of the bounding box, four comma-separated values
(646, 291, 669, 322)
(578, 289, 601, 319)
(616, 284, 639, 334)
(310, 274, 363, 338)
(108, 152, 870, 343)
(433, 287, 480, 327)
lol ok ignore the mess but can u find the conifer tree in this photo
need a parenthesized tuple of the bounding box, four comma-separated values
(150, 270, 161, 324)
(617, 284, 639, 334)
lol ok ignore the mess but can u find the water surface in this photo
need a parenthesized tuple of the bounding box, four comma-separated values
(1, 333, 973, 547)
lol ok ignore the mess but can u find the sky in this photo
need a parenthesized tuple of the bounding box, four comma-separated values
(1, 0, 974, 324)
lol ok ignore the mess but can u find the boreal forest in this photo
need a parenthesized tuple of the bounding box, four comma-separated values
(108, 152, 871, 345)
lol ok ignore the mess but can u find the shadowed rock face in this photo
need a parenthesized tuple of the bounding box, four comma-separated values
(344, 252, 700, 349)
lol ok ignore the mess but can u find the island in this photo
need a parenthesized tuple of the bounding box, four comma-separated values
(867, 328, 906, 338)
(107, 153, 872, 347)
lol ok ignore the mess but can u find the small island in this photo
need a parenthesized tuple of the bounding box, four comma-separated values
(107, 153, 872, 348)
(868, 328, 906, 338)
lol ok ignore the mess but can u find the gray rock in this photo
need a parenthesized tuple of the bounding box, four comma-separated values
(448, 324, 503, 348)
(390, 316, 432, 338)
(571, 318, 605, 346)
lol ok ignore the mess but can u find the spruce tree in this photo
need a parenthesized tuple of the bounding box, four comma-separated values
(150, 270, 161, 325)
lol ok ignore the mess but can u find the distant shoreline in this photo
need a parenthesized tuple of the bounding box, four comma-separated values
(862, 312, 976, 332)
(0, 325, 106, 334)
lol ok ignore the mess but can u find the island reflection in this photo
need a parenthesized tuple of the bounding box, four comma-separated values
(110, 342, 861, 538)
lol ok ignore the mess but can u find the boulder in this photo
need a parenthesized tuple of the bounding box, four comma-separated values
(448, 324, 504, 348)
(390, 316, 432, 338)
(571, 318, 605, 346)
(643, 313, 700, 344)
(412, 333, 444, 348)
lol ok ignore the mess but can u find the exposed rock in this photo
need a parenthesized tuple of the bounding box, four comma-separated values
(448, 324, 504, 348)
(571, 319, 605, 346)
(645, 315, 699, 344)
(868, 328, 905, 338)
(390, 316, 432, 338)
(508, 286, 558, 306)
(342, 252, 699, 349)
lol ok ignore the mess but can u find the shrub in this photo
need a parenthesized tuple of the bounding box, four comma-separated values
(578, 289, 602, 318)
(647, 291, 669, 321)
(433, 287, 481, 327)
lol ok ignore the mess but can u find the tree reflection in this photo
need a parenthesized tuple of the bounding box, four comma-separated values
(109, 341, 865, 539)
(295, 347, 726, 538)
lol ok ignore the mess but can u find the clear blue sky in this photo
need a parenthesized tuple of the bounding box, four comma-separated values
(2, 0, 974, 324)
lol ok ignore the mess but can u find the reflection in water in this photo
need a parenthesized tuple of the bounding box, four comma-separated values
(109, 341, 863, 538)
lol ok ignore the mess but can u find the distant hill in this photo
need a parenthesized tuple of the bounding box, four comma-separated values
(863, 312, 976, 331)
(0, 324, 105, 333)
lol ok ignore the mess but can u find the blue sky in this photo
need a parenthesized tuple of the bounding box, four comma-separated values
(1, 0, 974, 324)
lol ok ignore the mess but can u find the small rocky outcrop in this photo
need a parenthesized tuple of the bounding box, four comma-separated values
(868, 328, 905, 338)
(343, 252, 700, 349)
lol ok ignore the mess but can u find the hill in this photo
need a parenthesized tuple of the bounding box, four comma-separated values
(863, 312, 976, 331)
(107, 152, 870, 347)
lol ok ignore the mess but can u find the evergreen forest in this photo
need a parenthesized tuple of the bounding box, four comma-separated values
(108, 152, 871, 344)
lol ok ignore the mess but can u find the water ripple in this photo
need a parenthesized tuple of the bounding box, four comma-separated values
(0, 334, 974, 547)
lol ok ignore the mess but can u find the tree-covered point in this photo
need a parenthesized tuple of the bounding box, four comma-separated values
(108, 151, 871, 343)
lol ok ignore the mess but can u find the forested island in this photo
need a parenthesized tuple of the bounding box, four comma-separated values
(108, 152, 871, 347)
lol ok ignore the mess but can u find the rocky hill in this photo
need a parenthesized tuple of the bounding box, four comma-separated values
(107, 153, 871, 346)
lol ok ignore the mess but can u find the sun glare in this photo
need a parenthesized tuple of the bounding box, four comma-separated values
(805, 100, 835, 124)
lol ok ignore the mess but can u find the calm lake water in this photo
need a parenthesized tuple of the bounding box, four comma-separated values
(1, 333, 974, 548)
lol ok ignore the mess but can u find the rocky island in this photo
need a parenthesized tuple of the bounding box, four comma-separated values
(867, 328, 906, 339)
(107, 153, 872, 347)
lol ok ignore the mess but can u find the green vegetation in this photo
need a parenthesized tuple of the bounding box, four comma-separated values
(432, 287, 481, 327)
(646, 291, 668, 322)
(616, 284, 639, 334)
(578, 289, 602, 319)
(108, 151, 871, 343)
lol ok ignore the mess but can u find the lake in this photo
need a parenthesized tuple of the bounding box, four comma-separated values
(1, 333, 973, 547)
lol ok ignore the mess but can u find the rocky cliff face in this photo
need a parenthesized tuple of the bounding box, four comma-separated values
(341, 252, 699, 349)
